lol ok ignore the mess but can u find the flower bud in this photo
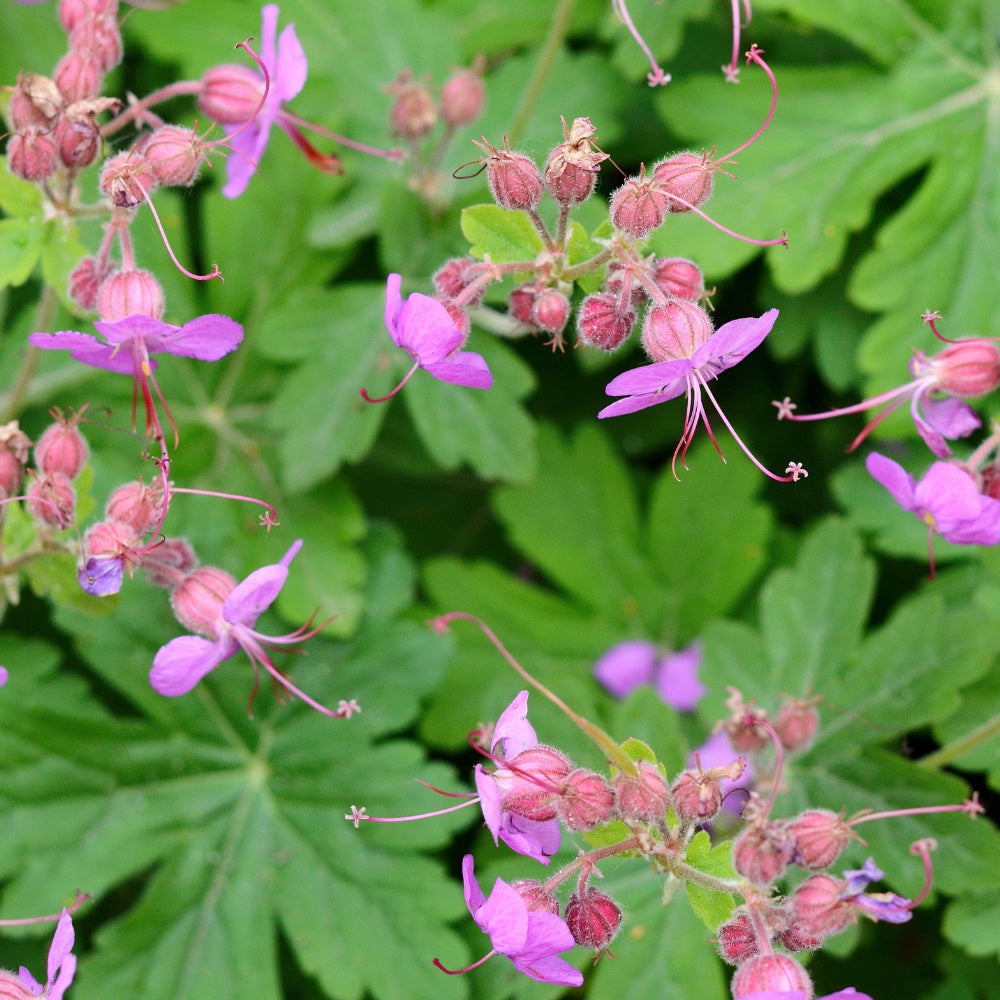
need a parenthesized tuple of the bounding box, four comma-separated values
(543, 117, 607, 207)
(97, 268, 165, 321)
(433, 257, 484, 304)
(610, 171, 668, 239)
(69, 256, 116, 312)
(144, 125, 206, 187)
(715, 913, 759, 966)
(69, 14, 123, 74)
(476, 138, 543, 211)
(934, 339, 1000, 397)
(54, 113, 101, 169)
(27, 472, 76, 528)
(386, 71, 437, 139)
(59, 0, 118, 33)
(99, 150, 159, 209)
(0, 967, 45, 1000)
(786, 809, 852, 870)
(605, 264, 649, 308)
(7, 129, 59, 183)
(508, 283, 539, 326)
(54, 51, 104, 103)
(776, 918, 824, 953)
(773, 697, 819, 753)
(576, 292, 634, 352)
(511, 879, 560, 915)
(730, 953, 812, 998)
(652, 151, 714, 213)
(614, 760, 670, 823)
(7, 73, 63, 129)
(84, 518, 141, 562)
(732, 822, 795, 885)
(105, 478, 166, 533)
(564, 887, 622, 950)
(170, 566, 236, 637)
(532, 289, 571, 338)
(143, 537, 198, 589)
(0, 422, 32, 499)
(789, 873, 854, 939)
(671, 769, 724, 825)
(34, 415, 89, 479)
(498, 744, 572, 822)
(641, 300, 713, 362)
(652, 257, 705, 301)
(439, 67, 485, 127)
(198, 64, 264, 124)
(557, 768, 616, 830)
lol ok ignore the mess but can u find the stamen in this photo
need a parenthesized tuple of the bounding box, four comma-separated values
(611, 0, 671, 86)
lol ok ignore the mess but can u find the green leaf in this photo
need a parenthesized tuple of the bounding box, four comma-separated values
(684, 832, 737, 930)
(0, 158, 44, 217)
(0, 218, 43, 288)
(943, 893, 1000, 958)
(461, 205, 544, 263)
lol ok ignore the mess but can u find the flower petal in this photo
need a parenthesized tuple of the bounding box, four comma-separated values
(150, 635, 234, 696)
(605, 359, 692, 396)
(498, 814, 561, 864)
(594, 639, 658, 697)
(491, 690, 537, 758)
(29, 330, 138, 375)
(461, 854, 486, 914)
(275, 20, 308, 102)
(865, 452, 916, 512)
(475, 876, 529, 954)
(46, 910, 74, 985)
(423, 351, 493, 388)
(654, 641, 706, 712)
(394, 293, 464, 363)
(696, 308, 778, 372)
(164, 314, 245, 361)
(222, 541, 301, 626)
(598, 390, 677, 418)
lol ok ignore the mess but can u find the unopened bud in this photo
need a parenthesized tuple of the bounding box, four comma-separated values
(789, 873, 854, 939)
(610, 169, 668, 239)
(934, 339, 1000, 397)
(7, 73, 63, 129)
(641, 300, 713, 362)
(144, 125, 206, 187)
(27, 472, 76, 528)
(54, 51, 104, 103)
(652, 151, 714, 213)
(730, 953, 812, 998)
(786, 809, 852, 870)
(576, 292, 634, 352)
(69, 256, 116, 311)
(474, 138, 543, 211)
(499, 744, 572, 821)
(614, 759, 670, 823)
(34, 413, 89, 479)
(170, 566, 235, 637)
(99, 150, 159, 209)
(58, 0, 117, 33)
(564, 887, 622, 950)
(96, 268, 165, 321)
(511, 879, 560, 915)
(557, 768, 615, 830)
(0, 422, 32, 499)
(775, 919, 824, 953)
(671, 769, 724, 824)
(143, 537, 197, 589)
(439, 67, 485, 127)
(386, 71, 437, 139)
(7, 129, 59, 183)
(732, 822, 795, 885)
(198, 64, 264, 125)
(715, 913, 759, 966)
(652, 257, 705, 301)
(508, 283, 539, 326)
(54, 113, 101, 169)
(773, 697, 819, 753)
(69, 14, 123, 74)
(532, 289, 571, 337)
(433, 257, 484, 304)
(105, 478, 166, 533)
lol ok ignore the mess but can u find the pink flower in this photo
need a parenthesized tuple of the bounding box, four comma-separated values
(361, 274, 492, 402)
(594, 639, 705, 711)
(459, 854, 583, 986)
(15, 908, 76, 1000)
(29, 313, 243, 442)
(866, 453, 1000, 550)
(150, 541, 344, 718)
(600, 309, 805, 482)
(474, 691, 561, 864)
(842, 858, 912, 924)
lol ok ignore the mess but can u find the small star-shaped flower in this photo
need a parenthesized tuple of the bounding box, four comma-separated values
(345, 805, 369, 828)
(772, 396, 797, 420)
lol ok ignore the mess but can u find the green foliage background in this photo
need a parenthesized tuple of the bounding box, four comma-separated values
(0, 1, 998, 998)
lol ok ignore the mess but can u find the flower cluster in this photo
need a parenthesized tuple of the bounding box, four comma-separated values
(348, 614, 979, 993)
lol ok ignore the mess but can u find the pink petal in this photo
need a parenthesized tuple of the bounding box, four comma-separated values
(93, 314, 177, 346)
(915, 462, 982, 526)
(384, 273, 404, 343)
(423, 351, 493, 388)
(491, 690, 537, 757)
(150, 635, 233, 695)
(598, 391, 673, 418)
(654, 641, 706, 712)
(605, 359, 692, 396)
(165, 314, 245, 361)
(275, 21, 308, 102)
(594, 639, 658, 697)
(222, 121, 271, 198)
(222, 541, 301, 626)
(29, 330, 138, 375)
(697, 308, 778, 371)
(476, 877, 529, 953)
(865, 453, 916, 512)
(47, 910, 74, 983)
(259, 4, 280, 75)
(395, 294, 464, 363)
(461, 854, 486, 914)
(48, 954, 76, 1000)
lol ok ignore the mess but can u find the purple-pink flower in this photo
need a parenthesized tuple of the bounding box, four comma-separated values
(600, 309, 804, 482)
(150, 540, 345, 718)
(594, 639, 705, 711)
(0, 666, 7, 687)
(741, 991, 873, 1000)
(841, 858, 913, 924)
(866, 452, 1000, 559)
(458, 854, 583, 987)
(14, 908, 75, 1000)
(29, 313, 243, 441)
(474, 690, 561, 864)
(361, 274, 492, 402)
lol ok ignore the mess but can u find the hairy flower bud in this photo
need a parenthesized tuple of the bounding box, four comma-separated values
(610, 170, 669, 239)
(614, 759, 670, 823)
(786, 809, 852, 870)
(170, 566, 236, 637)
(652, 257, 705, 301)
(70, 14, 123, 73)
(715, 913, 760, 966)
(508, 283, 539, 326)
(99, 150, 159, 208)
(198, 64, 264, 124)
(144, 125, 206, 187)
(933, 339, 1000, 397)
(532, 289, 571, 338)
(499, 744, 572, 821)
(7, 129, 59, 183)
(576, 292, 635, 352)
(7, 73, 63, 129)
(511, 879, 560, 915)
(557, 768, 616, 830)
(641, 300, 713, 362)
(564, 887, 622, 950)
(27, 471, 76, 528)
(34, 415, 89, 479)
(0, 422, 32, 499)
(475, 138, 543, 211)
(543, 117, 608, 207)
(652, 151, 714, 213)
(54, 51, 104, 103)
(604, 263, 648, 308)
(775, 918, 824, 953)
(97, 268, 165, 321)
(105, 478, 166, 533)
(732, 822, 795, 885)
(69, 256, 116, 312)
(54, 113, 101, 169)
(143, 537, 198, 589)
(439, 67, 485, 127)
(433, 257, 483, 303)
(789, 873, 854, 939)
(671, 769, 724, 824)
(731, 953, 812, 998)
(386, 71, 437, 139)
(85, 518, 140, 561)
(773, 697, 820, 753)
(59, 0, 118, 33)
